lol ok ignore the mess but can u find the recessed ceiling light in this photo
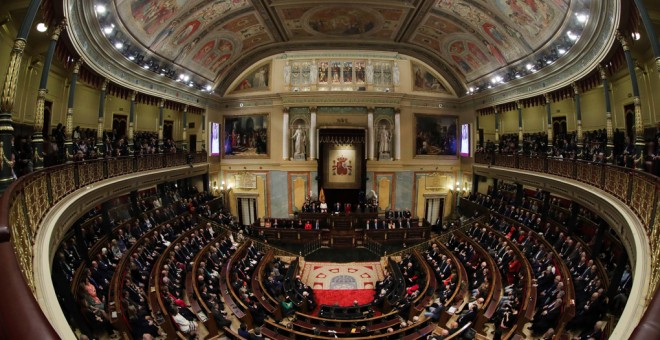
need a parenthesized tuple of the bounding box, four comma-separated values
(103, 26, 113, 35)
(143, 64, 150, 69)
(576, 13, 588, 23)
(128, 55, 135, 61)
(558, 48, 566, 55)
(114, 42, 123, 49)
(631, 32, 641, 41)
(96, 5, 107, 15)
(206, 85, 213, 91)
(36, 23, 47, 32)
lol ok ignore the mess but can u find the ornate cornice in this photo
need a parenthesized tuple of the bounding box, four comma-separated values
(464, 0, 619, 110)
(63, 0, 215, 109)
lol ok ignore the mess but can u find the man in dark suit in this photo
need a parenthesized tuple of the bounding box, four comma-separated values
(334, 202, 342, 213)
(457, 303, 477, 327)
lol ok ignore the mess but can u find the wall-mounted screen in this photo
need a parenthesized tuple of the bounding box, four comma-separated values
(460, 123, 470, 157)
(210, 122, 220, 156)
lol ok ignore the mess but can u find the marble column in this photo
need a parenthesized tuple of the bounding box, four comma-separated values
(617, 31, 645, 159)
(394, 109, 401, 160)
(282, 108, 289, 161)
(182, 105, 188, 151)
(309, 106, 317, 160)
(33, 20, 66, 169)
(633, 0, 660, 73)
(96, 79, 109, 154)
(0, 0, 42, 186)
(599, 66, 614, 159)
(476, 114, 481, 148)
(545, 93, 553, 151)
(158, 99, 165, 152)
(367, 108, 375, 160)
(494, 107, 500, 151)
(572, 82, 583, 149)
(201, 112, 206, 151)
(128, 91, 137, 151)
(65, 59, 82, 161)
(516, 101, 523, 153)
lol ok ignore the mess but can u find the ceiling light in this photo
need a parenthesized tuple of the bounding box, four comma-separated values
(576, 13, 588, 23)
(567, 31, 578, 41)
(143, 64, 150, 69)
(114, 42, 123, 49)
(558, 48, 566, 55)
(95, 5, 107, 15)
(36, 23, 47, 32)
(632, 32, 641, 41)
(526, 63, 534, 70)
(206, 85, 213, 91)
(128, 55, 135, 61)
(103, 26, 113, 35)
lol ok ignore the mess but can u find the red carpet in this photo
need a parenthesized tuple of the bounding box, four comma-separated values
(312, 289, 375, 315)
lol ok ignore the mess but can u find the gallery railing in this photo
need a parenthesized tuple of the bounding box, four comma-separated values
(473, 152, 660, 340)
(0, 152, 208, 339)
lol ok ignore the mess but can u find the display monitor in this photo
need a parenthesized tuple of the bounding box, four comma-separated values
(210, 122, 220, 156)
(460, 123, 470, 157)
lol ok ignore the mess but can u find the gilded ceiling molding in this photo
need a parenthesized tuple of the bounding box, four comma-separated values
(465, 0, 619, 110)
(63, 0, 215, 109)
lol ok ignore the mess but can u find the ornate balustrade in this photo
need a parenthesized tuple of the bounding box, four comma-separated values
(474, 152, 660, 340)
(0, 152, 208, 339)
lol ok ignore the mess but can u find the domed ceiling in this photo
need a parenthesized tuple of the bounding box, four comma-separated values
(108, 0, 581, 93)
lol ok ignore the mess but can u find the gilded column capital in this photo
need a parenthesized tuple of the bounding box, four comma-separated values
(183, 105, 188, 113)
(37, 88, 47, 98)
(159, 99, 165, 108)
(12, 39, 26, 52)
(101, 79, 109, 91)
(598, 65, 608, 80)
(616, 30, 631, 51)
(515, 101, 522, 110)
(50, 19, 67, 41)
(309, 106, 317, 114)
(72, 59, 83, 74)
(544, 93, 551, 104)
(571, 82, 580, 95)
(130, 90, 137, 101)
(282, 107, 289, 114)
(367, 107, 374, 115)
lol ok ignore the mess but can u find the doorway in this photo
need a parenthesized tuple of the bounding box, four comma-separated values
(43, 101, 52, 138)
(624, 104, 635, 142)
(236, 197, 258, 226)
(189, 134, 196, 152)
(112, 114, 127, 139)
(164, 120, 174, 140)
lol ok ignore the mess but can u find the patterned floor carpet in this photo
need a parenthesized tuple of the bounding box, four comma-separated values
(301, 261, 385, 290)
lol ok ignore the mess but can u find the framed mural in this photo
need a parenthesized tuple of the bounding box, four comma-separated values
(414, 114, 458, 157)
(229, 62, 271, 94)
(412, 63, 448, 93)
(223, 114, 269, 158)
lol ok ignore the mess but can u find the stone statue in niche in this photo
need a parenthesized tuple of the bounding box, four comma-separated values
(366, 61, 374, 84)
(283, 61, 291, 85)
(291, 125, 307, 160)
(392, 62, 400, 86)
(378, 123, 392, 160)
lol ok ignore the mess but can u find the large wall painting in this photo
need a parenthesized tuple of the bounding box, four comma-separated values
(223, 114, 269, 158)
(412, 63, 448, 93)
(414, 115, 458, 157)
(229, 63, 271, 94)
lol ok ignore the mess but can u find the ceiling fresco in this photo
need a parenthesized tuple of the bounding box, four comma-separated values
(111, 0, 572, 87)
